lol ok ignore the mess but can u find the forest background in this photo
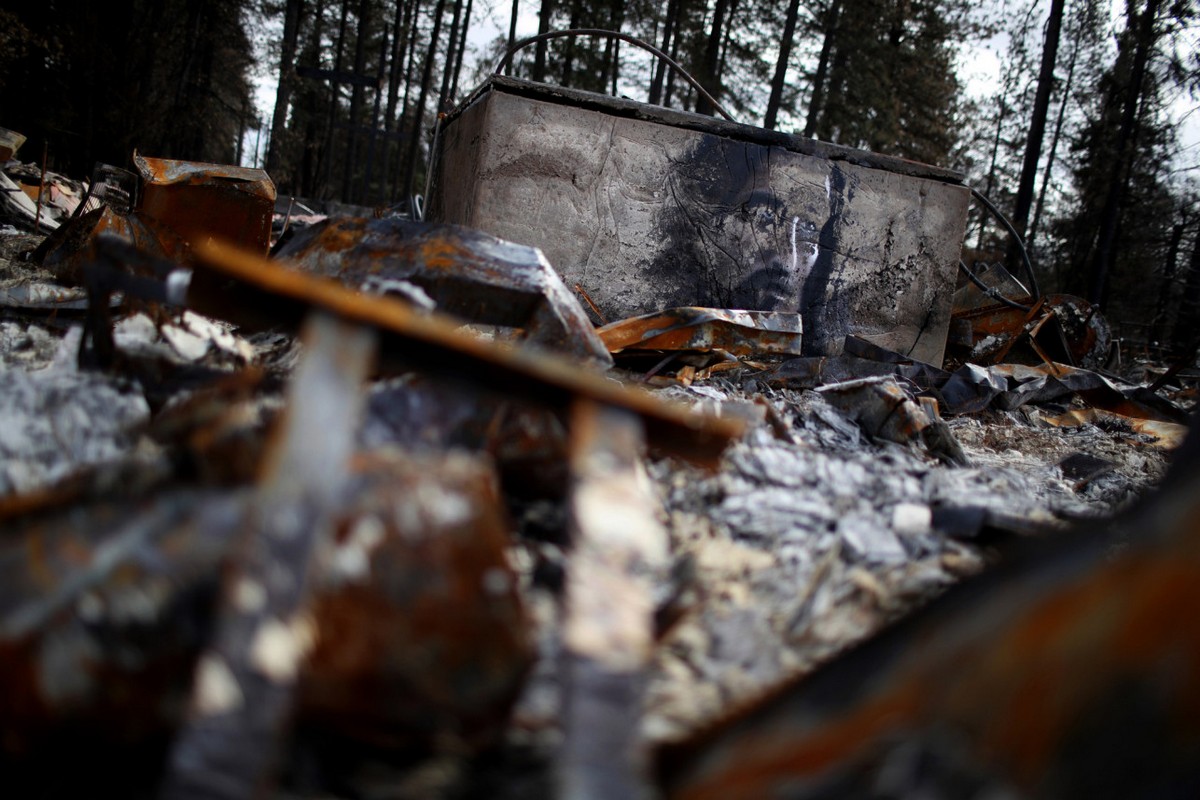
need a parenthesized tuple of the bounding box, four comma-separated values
(1, 0, 1197, 356)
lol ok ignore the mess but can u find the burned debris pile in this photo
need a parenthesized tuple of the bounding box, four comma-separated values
(1, 116, 1198, 800)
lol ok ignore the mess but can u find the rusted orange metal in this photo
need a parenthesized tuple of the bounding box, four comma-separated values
(134, 152, 276, 254)
(1041, 408, 1188, 449)
(274, 216, 612, 366)
(657, 427, 1200, 799)
(598, 307, 804, 358)
(303, 451, 532, 748)
(952, 293, 1110, 369)
(38, 205, 188, 285)
(0, 453, 529, 788)
(182, 238, 746, 467)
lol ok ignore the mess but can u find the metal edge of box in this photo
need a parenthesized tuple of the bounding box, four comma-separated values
(440, 75, 965, 186)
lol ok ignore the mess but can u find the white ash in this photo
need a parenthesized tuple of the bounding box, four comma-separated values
(0, 320, 66, 370)
(638, 380, 1171, 740)
(0, 336, 150, 497)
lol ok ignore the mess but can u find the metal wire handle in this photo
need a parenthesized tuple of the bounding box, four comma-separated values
(971, 187, 1042, 299)
(492, 28, 738, 124)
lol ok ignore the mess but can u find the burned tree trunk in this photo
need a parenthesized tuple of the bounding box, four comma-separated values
(649, 0, 681, 105)
(437, 0, 465, 112)
(694, 0, 730, 115)
(379, 0, 412, 204)
(449, 0, 473, 101)
(1151, 218, 1186, 347)
(803, 0, 843, 138)
(765, 0, 802, 130)
(1089, 0, 1162, 309)
(267, 0, 304, 174)
(562, 0, 584, 86)
(1007, 0, 1064, 271)
(321, 0, 351, 197)
(342, 0, 372, 202)
(1028, 17, 1082, 250)
(533, 0, 555, 83)
(506, 0, 519, 75)
(1170, 220, 1200, 359)
(402, 0, 448, 201)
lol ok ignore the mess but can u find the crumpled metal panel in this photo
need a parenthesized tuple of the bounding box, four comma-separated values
(951, 293, 1111, 370)
(816, 376, 931, 445)
(597, 307, 803, 357)
(134, 152, 276, 253)
(38, 205, 187, 286)
(275, 216, 613, 367)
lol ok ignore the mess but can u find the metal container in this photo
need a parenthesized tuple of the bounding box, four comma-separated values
(134, 153, 277, 254)
(428, 77, 970, 364)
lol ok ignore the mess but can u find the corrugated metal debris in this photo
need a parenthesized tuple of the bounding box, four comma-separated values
(0, 142, 1197, 800)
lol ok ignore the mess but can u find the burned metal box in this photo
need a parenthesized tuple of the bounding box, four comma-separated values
(428, 77, 970, 364)
(134, 152, 277, 253)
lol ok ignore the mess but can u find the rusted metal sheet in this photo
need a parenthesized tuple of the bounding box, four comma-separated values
(274, 216, 613, 366)
(300, 450, 531, 749)
(1040, 408, 1188, 449)
(134, 152, 276, 253)
(429, 76, 970, 364)
(0, 489, 240, 770)
(951, 293, 1111, 370)
(0, 460, 529, 792)
(159, 311, 377, 798)
(656, 424, 1200, 799)
(38, 205, 187, 286)
(178, 238, 745, 466)
(597, 308, 803, 357)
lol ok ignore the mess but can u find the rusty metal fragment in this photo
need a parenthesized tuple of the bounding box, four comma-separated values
(656, 424, 1200, 799)
(37, 205, 187, 286)
(274, 215, 612, 366)
(159, 311, 376, 798)
(301, 449, 531, 750)
(560, 399, 667, 800)
(598, 308, 803, 358)
(950, 293, 1112, 370)
(0, 489, 240, 783)
(816, 376, 932, 446)
(133, 152, 276, 253)
(0, 317, 531, 795)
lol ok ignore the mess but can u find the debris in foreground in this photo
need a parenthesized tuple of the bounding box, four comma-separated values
(0, 141, 1196, 797)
